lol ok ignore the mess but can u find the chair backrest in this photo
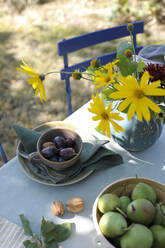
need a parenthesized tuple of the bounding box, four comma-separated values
(0, 116, 8, 164)
(58, 21, 144, 115)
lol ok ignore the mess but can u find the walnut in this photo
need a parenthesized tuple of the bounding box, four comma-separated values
(50, 200, 64, 216)
(66, 197, 84, 213)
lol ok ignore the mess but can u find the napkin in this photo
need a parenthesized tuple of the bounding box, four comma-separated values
(138, 44, 165, 64)
(0, 216, 28, 248)
(13, 124, 123, 184)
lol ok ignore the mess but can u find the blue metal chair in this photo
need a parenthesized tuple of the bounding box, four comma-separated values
(58, 21, 144, 115)
(0, 116, 8, 164)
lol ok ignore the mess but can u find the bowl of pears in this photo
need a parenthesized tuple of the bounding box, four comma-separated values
(93, 177, 165, 248)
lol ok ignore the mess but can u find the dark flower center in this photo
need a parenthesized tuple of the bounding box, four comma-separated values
(101, 112, 109, 120)
(134, 89, 144, 99)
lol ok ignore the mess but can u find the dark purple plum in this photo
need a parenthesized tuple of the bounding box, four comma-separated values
(58, 157, 65, 162)
(41, 146, 58, 158)
(53, 136, 66, 149)
(59, 148, 76, 160)
(65, 137, 74, 147)
(50, 156, 59, 162)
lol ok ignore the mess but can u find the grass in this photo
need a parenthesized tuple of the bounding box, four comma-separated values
(0, 0, 165, 165)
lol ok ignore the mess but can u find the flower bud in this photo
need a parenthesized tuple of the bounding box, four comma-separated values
(124, 49, 132, 57)
(39, 73, 45, 81)
(90, 58, 101, 68)
(127, 23, 134, 32)
(72, 70, 82, 80)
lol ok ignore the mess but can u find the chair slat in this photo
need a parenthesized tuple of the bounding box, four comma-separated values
(60, 46, 143, 80)
(58, 21, 144, 55)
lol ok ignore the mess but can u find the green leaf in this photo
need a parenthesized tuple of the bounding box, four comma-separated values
(23, 240, 38, 248)
(117, 53, 137, 76)
(117, 41, 133, 55)
(137, 59, 146, 72)
(86, 65, 97, 76)
(41, 218, 72, 244)
(101, 88, 116, 101)
(41, 217, 56, 235)
(54, 223, 72, 242)
(42, 230, 56, 243)
(95, 125, 100, 132)
(19, 214, 33, 237)
(46, 241, 59, 248)
(159, 104, 165, 113)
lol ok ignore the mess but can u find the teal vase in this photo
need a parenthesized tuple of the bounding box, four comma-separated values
(111, 112, 163, 152)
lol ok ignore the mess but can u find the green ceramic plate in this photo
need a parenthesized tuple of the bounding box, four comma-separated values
(17, 121, 95, 186)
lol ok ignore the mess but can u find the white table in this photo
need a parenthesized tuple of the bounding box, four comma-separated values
(1, 101, 165, 248)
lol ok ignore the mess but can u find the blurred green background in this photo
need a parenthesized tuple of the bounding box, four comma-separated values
(0, 0, 165, 165)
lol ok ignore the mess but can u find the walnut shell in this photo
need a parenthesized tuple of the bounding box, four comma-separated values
(66, 197, 84, 213)
(50, 200, 64, 216)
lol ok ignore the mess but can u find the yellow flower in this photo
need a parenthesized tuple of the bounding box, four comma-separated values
(93, 62, 117, 89)
(110, 71, 165, 121)
(88, 93, 124, 138)
(16, 60, 47, 103)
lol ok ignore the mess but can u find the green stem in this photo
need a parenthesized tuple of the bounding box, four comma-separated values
(129, 32, 136, 61)
(45, 70, 95, 79)
(44, 70, 71, 76)
(129, 31, 138, 78)
(81, 76, 93, 81)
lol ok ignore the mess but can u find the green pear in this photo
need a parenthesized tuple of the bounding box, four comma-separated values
(132, 182, 156, 204)
(120, 196, 131, 213)
(120, 224, 153, 248)
(150, 225, 165, 248)
(127, 199, 155, 225)
(98, 193, 121, 213)
(153, 203, 165, 226)
(99, 211, 127, 238)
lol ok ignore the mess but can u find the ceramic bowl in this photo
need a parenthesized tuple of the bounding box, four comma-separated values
(37, 127, 83, 171)
(92, 177, 165, 248)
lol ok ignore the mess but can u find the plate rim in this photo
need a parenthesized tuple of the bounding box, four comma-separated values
(17, 121, 94, 186)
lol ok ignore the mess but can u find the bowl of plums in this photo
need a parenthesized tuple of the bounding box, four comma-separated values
(37, 127, 83, 170)
(92, 177, 165, 248)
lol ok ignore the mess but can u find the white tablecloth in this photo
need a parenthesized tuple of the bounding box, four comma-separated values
(0, 102, 165, 248)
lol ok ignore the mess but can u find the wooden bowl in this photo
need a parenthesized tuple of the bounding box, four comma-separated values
(92, 177, 165, 248)
(37, 128, 83, 171)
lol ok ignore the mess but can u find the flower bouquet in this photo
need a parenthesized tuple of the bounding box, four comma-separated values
(16, 23, 165, 151)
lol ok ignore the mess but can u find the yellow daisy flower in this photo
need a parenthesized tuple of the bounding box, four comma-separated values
(110, 71, 165, 121)
(93, 62, 117, 90)
(88, 93, 124, 138)
(16, 60, 47, 103)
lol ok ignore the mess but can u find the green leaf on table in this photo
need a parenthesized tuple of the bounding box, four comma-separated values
(23, 240, 38, 248)
(54, 223, 72, 242)
(41, 217, 72, 244)
(19, 214, 33, 236)
(46, 240, 59, 248)
(41, 217, 56, 235)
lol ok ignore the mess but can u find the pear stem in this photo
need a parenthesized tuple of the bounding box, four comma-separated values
(116, 207, 127, 218)
(122, 223, 135, 232)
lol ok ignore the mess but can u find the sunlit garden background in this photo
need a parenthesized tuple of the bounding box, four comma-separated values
(0, 0, 165, 165)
